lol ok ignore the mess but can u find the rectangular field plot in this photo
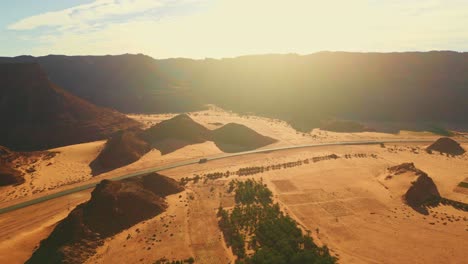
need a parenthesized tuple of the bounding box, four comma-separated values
(291, 203, 329, 219)
(327, 226, 357, 242)
(320, 201, 354, 217)
(280, 189, 335, 204)
(271, 180, 298, 192)
(454, 178, 468, 195)
(345, 197, 387, 213)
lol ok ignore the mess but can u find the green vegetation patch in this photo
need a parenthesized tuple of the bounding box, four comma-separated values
(457, 182, 468, 189)
(218, 179, 337, 264)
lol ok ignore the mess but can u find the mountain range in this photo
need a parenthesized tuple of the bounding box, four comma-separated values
(1, 51, 467, 133)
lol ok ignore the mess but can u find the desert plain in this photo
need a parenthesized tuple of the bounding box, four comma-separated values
(1, 108, 467, 264)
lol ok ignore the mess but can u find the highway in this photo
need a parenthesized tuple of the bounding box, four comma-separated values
(0, 139, 442, 215)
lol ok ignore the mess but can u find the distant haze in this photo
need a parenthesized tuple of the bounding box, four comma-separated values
(1, 1, 468, 58)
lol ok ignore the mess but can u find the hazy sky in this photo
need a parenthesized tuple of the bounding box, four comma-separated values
(2, 0, 468, 58)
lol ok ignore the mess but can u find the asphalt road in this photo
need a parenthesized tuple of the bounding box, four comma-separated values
(0, 139, 441, 215)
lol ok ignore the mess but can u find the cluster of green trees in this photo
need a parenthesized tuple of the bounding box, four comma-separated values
(343, 153, 377, 159)
(311, 154, 339, 162)
(180, 175, 201, 185)
(218, 179, 337, 264)
(181, 154, 347, 186)
(233, 180, 273, 205)
(236, 159, 308, 176)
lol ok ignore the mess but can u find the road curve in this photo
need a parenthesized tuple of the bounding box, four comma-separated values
(0, 139, 440, 215)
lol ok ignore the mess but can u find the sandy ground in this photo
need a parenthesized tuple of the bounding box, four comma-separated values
(0, 141, 103, 204)
(0, 141, 223, 208)
(0, 107, 456, 207)
(0, 190, 92, 264)
(86, 191, 195, 264)
(262, 154, 468, 264)
(87, 185, 235, 264)
(159, 143, 468, 264)
(128, 106, 448, 147)
(1, 143, 467, 263)
(1, 108, 467, 263)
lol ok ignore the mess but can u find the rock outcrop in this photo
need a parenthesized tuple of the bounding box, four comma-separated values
(426, 137, 465, 156)
(211, 123, 277, 152)
(404, 172, 441, 210)
(0, 146, 24, 186)
(91, 115, 277, 173)
(0, 63, 140, 151)
(142, 114, 211, 154)
(26, 173, 183, 264)
(90, 129, 150, 175)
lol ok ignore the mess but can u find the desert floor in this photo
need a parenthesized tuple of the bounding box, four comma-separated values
(0, 107, 448, 206)
(158, 143, 468, 264)
(1, 108, 467, 263)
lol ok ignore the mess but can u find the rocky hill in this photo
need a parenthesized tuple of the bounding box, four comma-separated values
(142, 114, 210, 154)
(211, 123, 277, 152)
(386, 163, 441, 214)
(0, 159, 23, 186)
(26, 173, 183, 264)
(90, 129, 150, 175)
(426, 137, 466, 156)
(404, 172, 441, 211)
(1, 146, 25, 186)
(0, 63, 140, 151)
(0, 55, 201, 113)
(388, 162, 426, 176)
(91, 115, 277, 173)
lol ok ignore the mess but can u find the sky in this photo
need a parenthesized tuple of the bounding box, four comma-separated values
(1, 0, 468, 59)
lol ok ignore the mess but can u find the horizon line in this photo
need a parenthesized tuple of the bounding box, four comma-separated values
(2, 50, 467, 61)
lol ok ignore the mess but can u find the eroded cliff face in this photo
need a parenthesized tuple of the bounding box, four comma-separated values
(0, 63, 139, 151)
